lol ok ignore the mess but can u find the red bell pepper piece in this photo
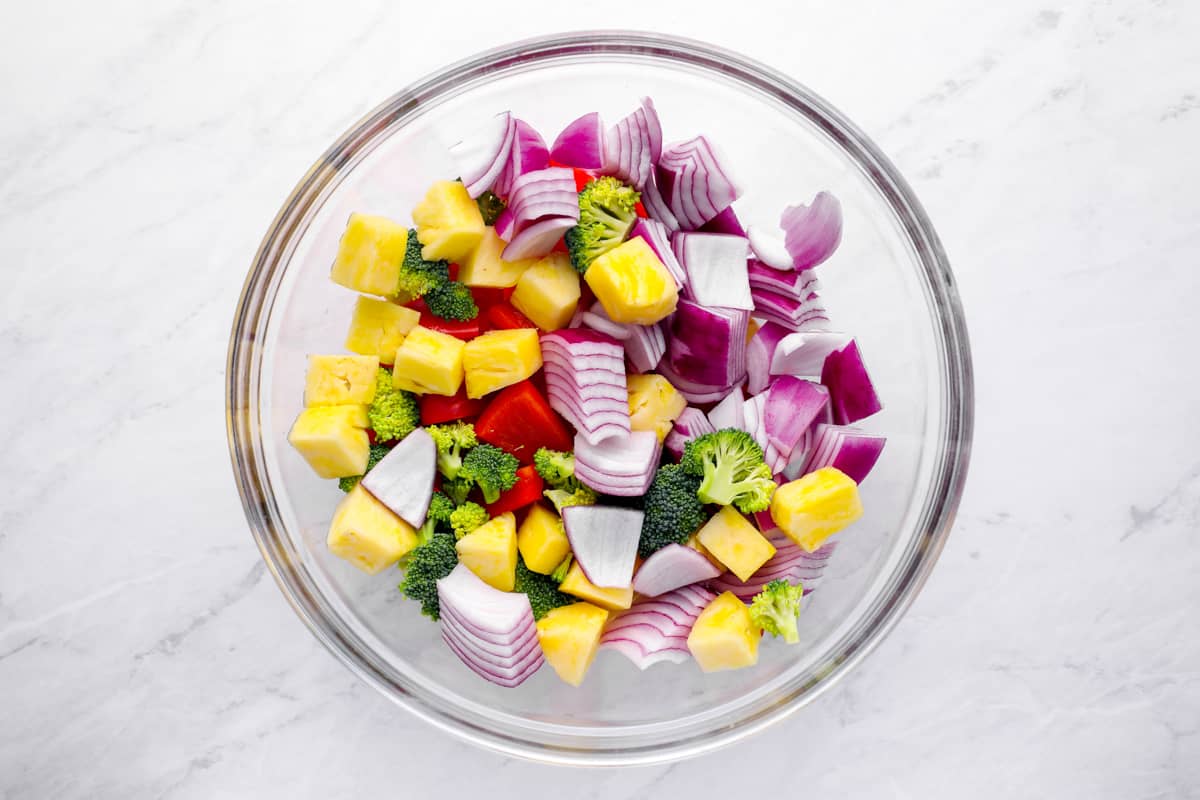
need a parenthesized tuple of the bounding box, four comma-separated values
(447, 263, 459, 281)
(486, 302, 536, 330)
(420, 388, 486, 425)
(485, 465, 544, 516)
(418, 312, 486, 340)
(572, 168, 595, 192)
(551, 236, 569, 254)
(471, 286, 513, 311)
(475, 380, 573, 464)
(634, 200, 648, 218)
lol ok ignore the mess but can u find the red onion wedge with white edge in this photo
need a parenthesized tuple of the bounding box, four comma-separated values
(599, 585, 716, 669)
(501, 216, 576, 261)
(449, 111, 515, 198)
(602, 97, 662, 190)
(657, 135, 741, 230)
(800, 424, 886, 484)
(572, 430, 661, 496)
(764, 377, 829, 458)
(562, 505, 644, 589)
(821, 339, 883, 424)
(360, 428, 435, 528)
(550, 111, 605, 169)
(672, 232, 753, 310)
(633, 544, 724, 597)
(437, 564, 543, 688)
(493, 118, 551, 198)
(782, 191, 843, 270)
(663, 407, 716, 460)
(747, 225, 793, 270)
(770, 331, 853, 379)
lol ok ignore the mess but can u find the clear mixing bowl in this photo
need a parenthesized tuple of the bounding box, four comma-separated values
(226, 31, 973, 765)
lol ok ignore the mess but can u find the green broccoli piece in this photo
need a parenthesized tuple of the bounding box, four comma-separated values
(459, 443, 519, 505)
(397, 228, 451, 301)
(638, 464, 708, 557)
(514, 557, 574, 620)
(533, 447, 599, 512)
(423, 280, 478, 321)
(549, 554, 573, 584)
(476, 190, 506, 226)
(680, 429, 777, 513)
(564, 176, 641, 273)
(749, 579, 805, 644)
(427, 422, 478, 480)
(415, 491, 456, 545)
(450, 501, 489, 539)
(543, 485, 598, 515)
(367, 368, 421, 442)
(338, 442, 392, 492)
(442, 476, 474, 506)
(398, 532, 458, 619)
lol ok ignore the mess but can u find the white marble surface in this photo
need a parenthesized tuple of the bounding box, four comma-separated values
(2, 0, 1198, 796)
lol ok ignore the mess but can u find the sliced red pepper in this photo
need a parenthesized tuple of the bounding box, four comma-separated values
(419, 388, 486, 425)
(572, 168, 594, 192)
(418, 313, 486, 340)
(476, 380, 574, 464)
(485, 465, 544, 516)
(634, 200, 648, 218)
(471, 286, 514, 311)
(447, 263, 459, 281)
(551, 236, 569, 254)
(486, 302, 536, 330)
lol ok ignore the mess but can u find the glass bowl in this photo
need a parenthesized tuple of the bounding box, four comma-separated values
(226, 31, 973, 765)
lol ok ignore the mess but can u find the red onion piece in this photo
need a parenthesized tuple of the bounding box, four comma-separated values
(599, 585, 716, 669)
(494, 207, 515, 241)
(698, 205, 746, 237)
(602, 97, 662, 190)
(747, 226, 793, 270)
(562, 505, 644, 588)
(501, 216, 575, 261)
(708, 534, 837, 601)
(493, 118, 550, 198)
(707, 386, 745, 431)
(656, 360, 737, 404)
(746, 322, 789, 396)
(770, 331, 853, 378)
(764, 377, 830, 458)
(640, 171, 680, 233)
(801, 423, 886, 483)
(751, 287, 831, 332)
(782, 191, 843, 270)
(747, 261, 821, 298)
(630, 218, 686, 287)
(624, 322, 666, 374)
(663, 407, 716, 460)
(633, 544, 724, 597)
(672, 232, 753, 310)
(821, 339, 882, 424)
(550, 111, 605, 170)
(540, 330, 630, 445)
(657, 136, 741, 229)
(360, 428, 436, 528)
(449, 112, 515, 198)
(579, 301, 632, 341)
(665, 301, 749, 389)
(437, 564, 543, 687)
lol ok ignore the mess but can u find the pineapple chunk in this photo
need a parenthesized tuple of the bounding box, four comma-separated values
(287, 405, 370, 478)
(746, 318, 761, 344)
(391, 326, 465, 396)
(327, 484, 419, 574)
(771, 467, 863, 552)
(687, 591, 760, 672)
(455, 512, 518, 591)
(627, 373, 687, 441)
(584, 236, 679, 325)
(686, 533, 727, 572)
(696, 505, 777, 582)
(461, 328, 543, 399)
(536, 602, 610, 686)
(559, 562, 633, 611)
(517, 503, 571, 574)
(329, 213, 408, 297)
(510, 253, 581, 331)
(458, 228, 535, 287)
(344, 296, 420, 361)
(412, 180, 486, 262)
(304, 354, 380, 407)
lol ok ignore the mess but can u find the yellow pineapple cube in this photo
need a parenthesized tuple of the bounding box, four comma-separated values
(697, 505, 777, 582)
(391, 326, 465, 396)
(304, 354, 380, 407)
(455, 512, 518, 591)
(287, 405, 370, 478)
(458, 228, 536, 287)
(584, 236, 679, 325)
(327, 484, 419, 574)
(536, 602, 610, 686)
(344, 296, 420, 361)
(686, 533, 727, 572)
(770, 467, 863, 552)
(517, 503, 571, 574)
(461, 328, 543, 399)
(412, 180, 486, 262)
(559, 562, 633, 611)
(627, 373, 687, 441)
(510, 253, 581, 331)
(687, 591, 760, 672)
(329, 213, 408, 297)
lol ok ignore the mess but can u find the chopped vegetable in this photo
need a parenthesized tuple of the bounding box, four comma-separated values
(746, 322, 789, 395)
(748, 579, 804, 644)
(680, 429, 776, 513)
(494, 118, 551, 197)
(800, 424, 886, 484)
(459, 443, 520, 505)
(672, 232, 753, 310)
(360, 428, 437, 529)
(563, 176, 641, 274)
(504, 167, 578, 238)
(475, 380, 574, 463)
(436, 564, 542, 687)
(637, 464, 706, 558)
(514, 556, 575, 620)
(632, 543, 723, 597)
(449, 111, 514, 198)
(397, 227, 451, 301)
(572, 430, 661, 497)
(450, 501, 489, 539)
(427, 421, 478, 480)
(601, 97, 662, 190)
(338, 442, 392, 492)
(399, 532, 459, 619)
(746, 227, 792, 270)
(367, 368, 421, 442)
(600, 585, 715, 669)
(485, 301, 536, 330)
(665, 301, 749, 393)
(419, 388, 485, 425)
(764, 377, 829, 459)
(476, 190, 507, 226)
(485, 465, 545, 516)
(423, 280, 479, 321)
(781, 191, 842, 270)
(540, 329, 631, 446)
(550, 111, 606, 170)
(562, 505, 643, 589)
(657, 136, 740, 230)
(416, 491, 456, 545)
(698, 205, 747, 237)
(663, 407, 716, 461)
(821, 339, 882, 424)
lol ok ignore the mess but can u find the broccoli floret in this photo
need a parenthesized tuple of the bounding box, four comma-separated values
(533, 448, 576, 487)
(367, 369, 421, 442)
(450, 501, 489, 539)
(459, 443, 519, 504)
(476, 190, 506, 226)
(749, 579, 805, 644)
(544, 485, 598, 515)
(638, 464, 708, 557)
(442, 476, 474, 506)
(427, 422, 478, 480)
(415, 491, 456, 545)
(424, 280, 478, 321)
(397, 228, 451, 301)
(338, 442, 392, 492)
(680, 429, 777, 513)
(564, 176, 640, 273)
(514, 557, 574, 620)
(398, 532, 458, 620)
(549, 554, 573, 584)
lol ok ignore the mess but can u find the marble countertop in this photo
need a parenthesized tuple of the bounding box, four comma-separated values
(3, 1, 1198, 796)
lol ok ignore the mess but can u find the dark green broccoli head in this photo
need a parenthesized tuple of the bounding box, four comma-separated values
(459, 443, 519, 504)
(415, 491, 457, 545)
(638, 464, 708, 557)
(397, 228, 451, 301)
(338, 442, 392, 492)
(427, 422, 478, 480)
(532, 448, 576, 488)
(423, 280, 478, 321)
(450, 501, 489, 539)
(441, 476, 474, 506)
(398, 532, 458, 620)
(476, 190, 506, 226)
(565, 176, 640, 273)
(680, 429, 776, 513)
(367, 369, 421, 442)
(514, 557, 575, 620)
(749, 579, 804, 644)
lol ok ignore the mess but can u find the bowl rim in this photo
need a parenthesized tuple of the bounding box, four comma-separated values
(226, 30, 973, 766)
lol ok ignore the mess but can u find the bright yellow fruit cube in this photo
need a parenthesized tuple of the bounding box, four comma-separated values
(330, 213, 409, 297)
(686, 534, 727, 572)
(511, 253, 581, 331)
(458, 228, 536, 287)
(697, 505, 777, 582)
(461, 328, 543, 399)
(517, 503, 571, 574)
(559, 562, 633, 611)
(344, 296, 420, 361)
(456, 512, 518, 592)
(687, 591, 760, 672)
(412, 180, 485, 262)
(304, 354, 380, 407)
(627, 373, 687, 441)
(584, 236, 679, 325)
(770, 467, 863, 552)
(327, 484, 418, 574)
(391, 326, 465, 396)
(536, 602, 610, 686)
(287, 405, 370, 479)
